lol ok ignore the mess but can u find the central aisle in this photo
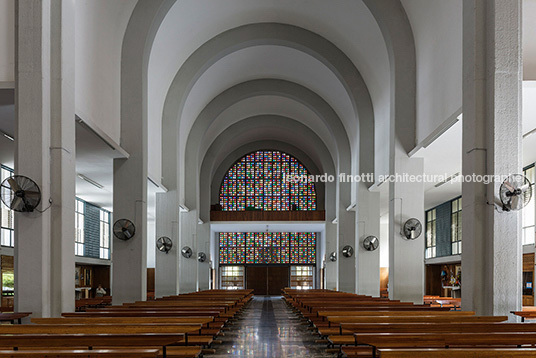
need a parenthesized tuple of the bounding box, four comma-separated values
(212, 296, 335, 358)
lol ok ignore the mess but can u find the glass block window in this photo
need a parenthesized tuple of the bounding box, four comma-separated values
(75, 199, 85, 256)
(425, 209, 437, 259)
(523, 165, 535, 245)
(219, 232, 316, 265)
(290, 266, 314, 290)
(219, 150, 316, 211)
(0, 166, 14, 247)
(99, 209, 110, 259)
(451, 197, 462, 255)
(220, 266, 244, 290)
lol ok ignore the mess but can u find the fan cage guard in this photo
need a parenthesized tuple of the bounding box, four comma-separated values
(403, 218, 422, 240)
(0, 175, 42, 212)
(113, 219, 136, 241)
(499, 174, 533, 211)
(157, 237, 173, 253)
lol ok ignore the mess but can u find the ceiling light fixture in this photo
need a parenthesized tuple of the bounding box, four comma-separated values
(0, 131, 14, 141)
(77, 173, 104, 189)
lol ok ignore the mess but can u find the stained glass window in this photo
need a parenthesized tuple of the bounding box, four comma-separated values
(219, 232, 316, 265)
(219, 150, 316, 211)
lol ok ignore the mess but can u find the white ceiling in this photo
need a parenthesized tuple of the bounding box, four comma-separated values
(181, 45, 356, 154)
(148, 0, 390, 181)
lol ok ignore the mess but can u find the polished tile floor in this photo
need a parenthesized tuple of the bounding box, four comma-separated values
(212, 296, 336, 358)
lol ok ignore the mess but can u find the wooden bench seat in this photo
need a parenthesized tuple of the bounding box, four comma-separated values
(158, 346, 202, 358)
(377, 348, 536, 357)
(354, 332, 536, 357)
(327, 335, 355, 346)
(326, 315, 507, 325)
(0, 333, 184, 348)
(0, 349, 159, 357)
(5, 346, 201, 358)
(341, 322, 536, 334)
(62, 311, 220, 318)
(317, 327, 352, 337)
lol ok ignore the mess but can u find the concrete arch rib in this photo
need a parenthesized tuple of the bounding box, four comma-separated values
(198, 116, 336, 221)
(112, 0, 175, 304)
(183, 79, 348, 209)
(160, 22, 374, 191)
(362, 0, 417, 152)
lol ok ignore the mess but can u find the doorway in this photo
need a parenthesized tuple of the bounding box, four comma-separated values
(246, 266, 289, 295)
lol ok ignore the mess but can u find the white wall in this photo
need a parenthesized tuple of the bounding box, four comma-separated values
(401, 0, 463, 145)
(0, 0, 14, 83)
(74, 0, 137, 144)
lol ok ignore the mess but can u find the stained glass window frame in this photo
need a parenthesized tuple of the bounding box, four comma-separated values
(219, 150, 317, 211)
(219, 232, 316, 265)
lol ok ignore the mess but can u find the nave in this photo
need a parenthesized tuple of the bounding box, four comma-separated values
(213, 296, 334, 358)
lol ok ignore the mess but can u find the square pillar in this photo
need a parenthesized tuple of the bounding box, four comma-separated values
(357, 183, 381, 296)
(462, 0, 522, 316)
(388, 152, 425, 303)
(155, 191, 179, 297)
(14, 0, 75, 317)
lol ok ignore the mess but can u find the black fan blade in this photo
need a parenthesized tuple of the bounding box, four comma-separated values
(11, 197, 23, 211)
(511, 195, 519, 210)
(503, 181, 516, 193)
(122, 228, 132, 239)
(7, 178, 20, 192)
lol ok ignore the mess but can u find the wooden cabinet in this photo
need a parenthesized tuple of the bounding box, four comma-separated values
(75, 264, 110, 299)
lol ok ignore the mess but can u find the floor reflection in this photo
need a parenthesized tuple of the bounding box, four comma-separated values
(212, 296, 336, 358)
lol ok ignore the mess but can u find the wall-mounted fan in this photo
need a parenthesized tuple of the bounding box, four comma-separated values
(113, 219, 136, 240)
(363, 236, 379, 251)
(181, 246, 193, 258)
(500, 174, 533, 212)
(402, 218, 422, 240)
(342, 245, 354, 258)
(198, 252, 207, 262)
(329, 251, 337, 262)
(156, 236, 172, 253)
(0, 175, 41, 212)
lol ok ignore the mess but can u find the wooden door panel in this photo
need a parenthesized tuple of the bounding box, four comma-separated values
(246, 267, 267, 295)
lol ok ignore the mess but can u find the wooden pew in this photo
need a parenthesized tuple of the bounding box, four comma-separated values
(354, 332, 536, 358)
(0, 324, 212, 348)
(0, 333, 184, 358)
(62, 311, 220, 318)
(325, 316, 508, 346)
(32, 317, 221, 330)
(511, 310, 536, 322)
(377, 348, 536, 358)
(0, 349, 159, 357)
(0, 312, 31, 324)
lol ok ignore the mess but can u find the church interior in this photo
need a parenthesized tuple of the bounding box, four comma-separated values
(0, 0, 536, 357)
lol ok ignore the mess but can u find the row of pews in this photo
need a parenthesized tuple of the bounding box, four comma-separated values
(283, 288, 536, 358)
(0, 289, 252, 358)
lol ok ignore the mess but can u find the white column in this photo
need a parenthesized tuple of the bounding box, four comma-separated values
(196, 222, 210, 291)
(112, 159, 147, 303)
(356, 184, 381, 296)
(14, 0, 75, 317)
(462, 0, 522, 316)
(155, 191, 179, 297)
(325, 221, 338, 290)
(388, 152, 425, 303)
(338, 180, 357, 293)
(178, 210, 198, 293)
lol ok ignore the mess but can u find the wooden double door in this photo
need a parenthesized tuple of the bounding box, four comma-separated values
(246, 266, 289, 295)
